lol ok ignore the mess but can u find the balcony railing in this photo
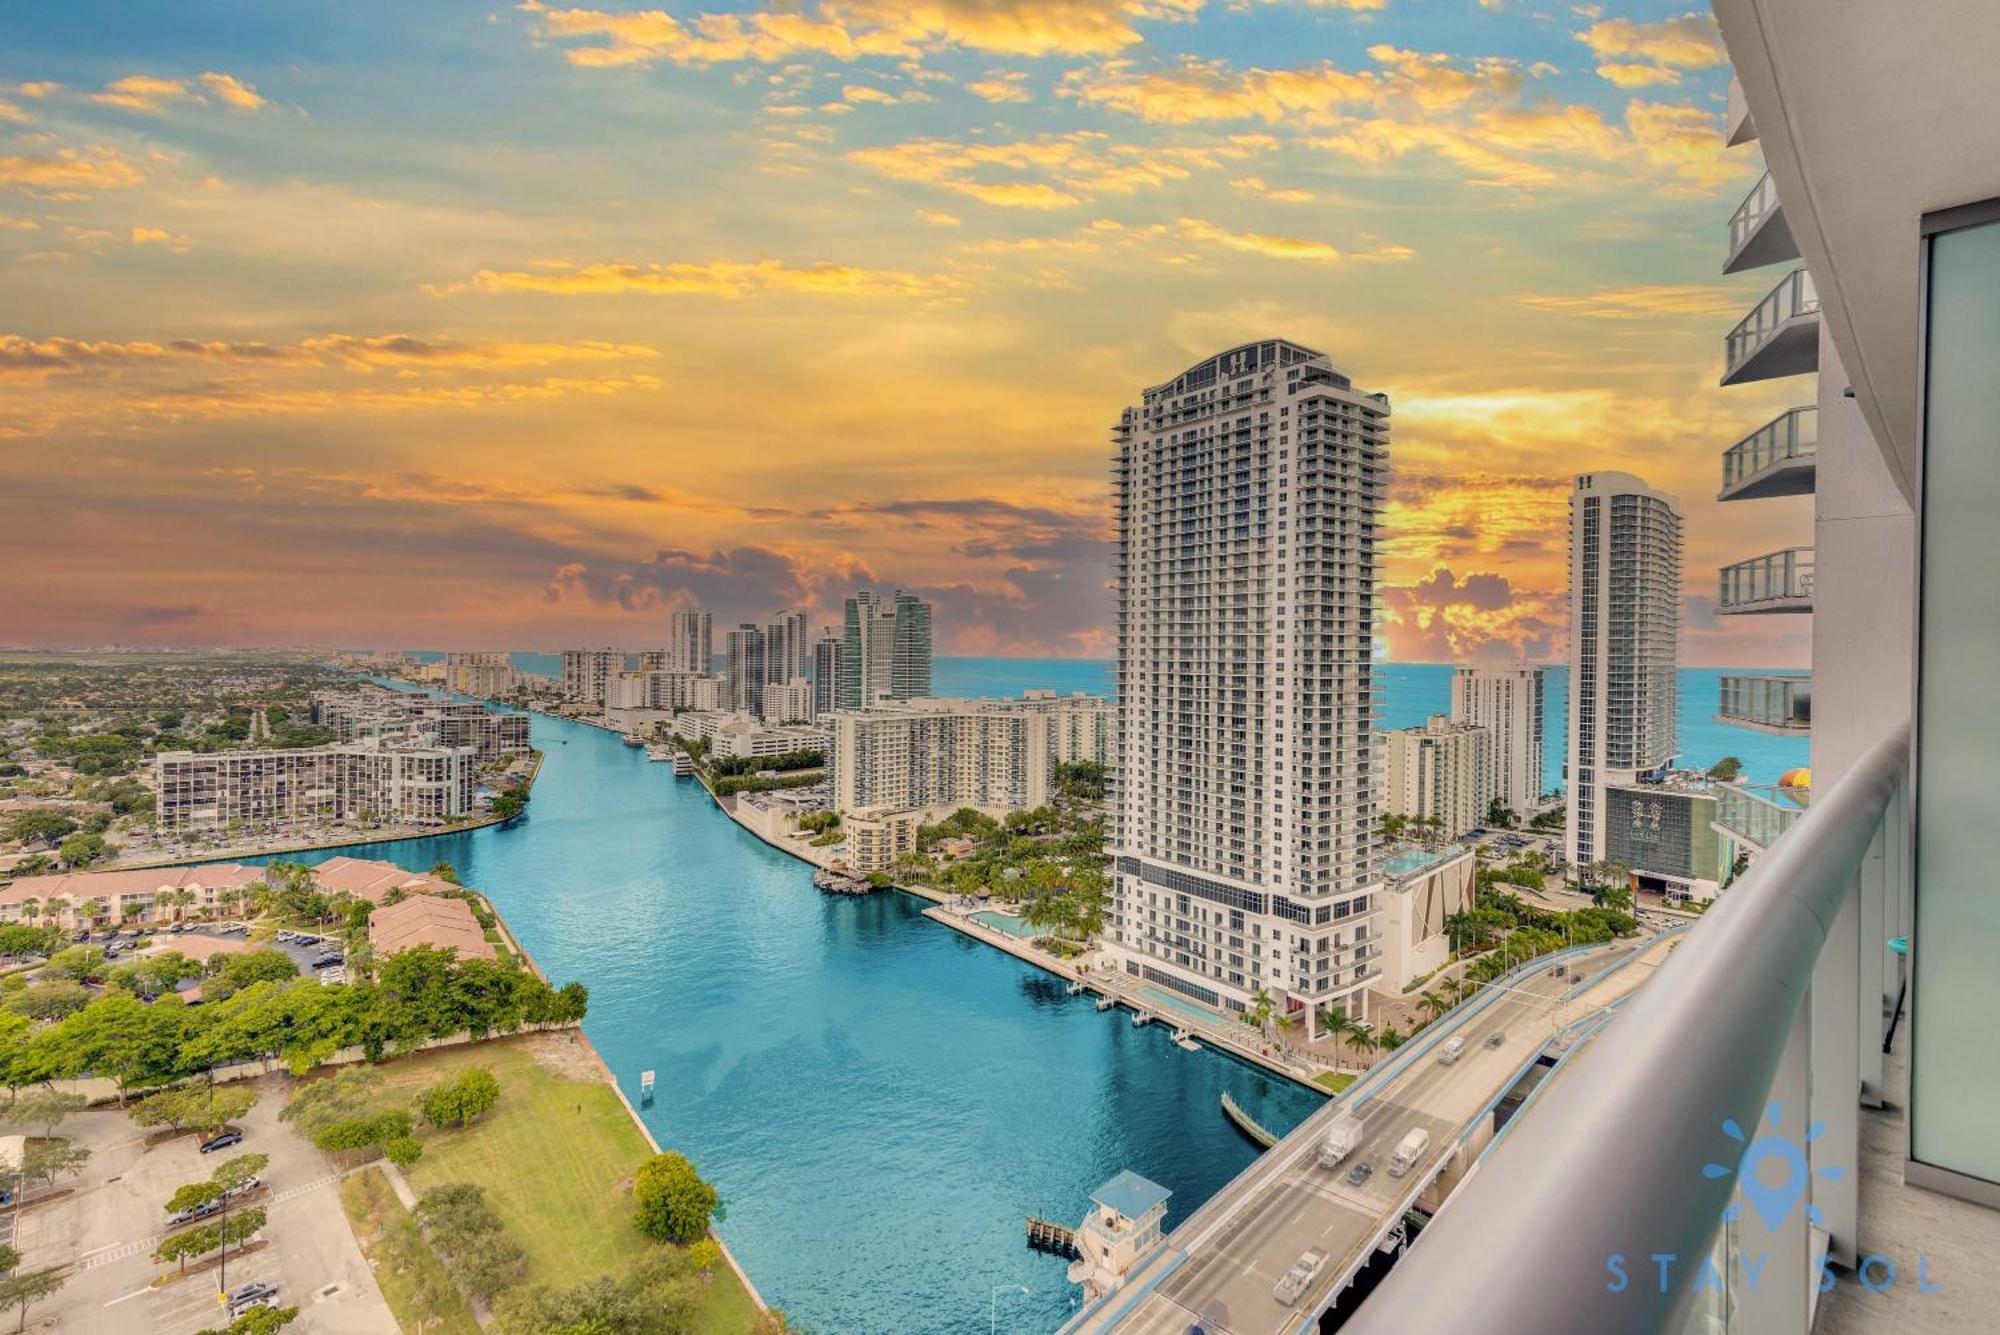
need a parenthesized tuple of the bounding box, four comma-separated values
(1718, 547, 1814, 613)
(1716, 673, 1811, 733)
(1724, 171, 1798, 273)
(1722, 269, 1819, 385)
(1719, 406, 1817, 501)
(1714, 781, 1810, 852)
(1343, 726, 1909, 1335)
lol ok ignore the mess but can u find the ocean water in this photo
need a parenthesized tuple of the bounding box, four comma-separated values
(250, 705, 1322, 1333)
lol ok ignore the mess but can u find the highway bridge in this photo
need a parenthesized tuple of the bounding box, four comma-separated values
(1059, 931, 1685, 1335)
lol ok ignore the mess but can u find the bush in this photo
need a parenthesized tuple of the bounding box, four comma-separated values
(631, 1151, 717, 1245)
(384, 1135, 423, 1168)
(420, 1067, 501, 1130)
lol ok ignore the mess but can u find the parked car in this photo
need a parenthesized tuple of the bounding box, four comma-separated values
(168, 1197, 224, 1226)
(228, 1282, 279, 1314)
(224, 1174, 264, 1197)
(1346, 1159, 1374, 1187)
(311, 953, 344, 969)
(200, 1129, 245, 1153)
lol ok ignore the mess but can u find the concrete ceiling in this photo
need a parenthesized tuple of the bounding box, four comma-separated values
(1713, 0, 2000, 504)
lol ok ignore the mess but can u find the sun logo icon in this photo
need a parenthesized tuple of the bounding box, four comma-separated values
(1703, 1100, 1845, 1231)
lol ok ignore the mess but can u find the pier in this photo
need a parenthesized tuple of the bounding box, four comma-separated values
(1027, 1216, 1081, 1260)
(1220, 1091, 1277, 1148)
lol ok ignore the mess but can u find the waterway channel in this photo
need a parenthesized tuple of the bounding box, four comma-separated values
(258, 703, 1323, 1332)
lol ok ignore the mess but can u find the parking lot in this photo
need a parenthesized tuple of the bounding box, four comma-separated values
(172, 924, 349, 980)
(13, 1074, 393, 1334)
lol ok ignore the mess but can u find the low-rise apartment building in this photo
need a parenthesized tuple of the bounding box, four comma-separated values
(153, 737, 476, 833)
(0, 855, 458, 929)
(1383, 714, 1493, 840)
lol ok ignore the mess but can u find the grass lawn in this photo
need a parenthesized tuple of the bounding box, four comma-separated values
(340, 1166, 480, 1335)
(353, 1033, 758, 1333)
(1314, 1071, 1356, 1093)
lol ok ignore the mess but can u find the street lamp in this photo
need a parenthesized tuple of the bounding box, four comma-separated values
(991, 1284, 1031, 1334)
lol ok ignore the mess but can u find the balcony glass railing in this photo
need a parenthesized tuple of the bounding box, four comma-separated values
(1728, 171, 1782, 255)
(1719, 547, 1814, 609)
(1715, 781, 1810, 850)
(1721, 407, 1817, 489)
(1724, 269, 1819, 374)
(1341, 726, 1909, 1335)
(1717, 673, 1811, 731)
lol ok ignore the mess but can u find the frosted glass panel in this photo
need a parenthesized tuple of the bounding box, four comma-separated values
(1913, 215, 2000, 1186)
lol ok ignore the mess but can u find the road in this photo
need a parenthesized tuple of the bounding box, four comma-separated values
(1071, 933, 1681, 1335)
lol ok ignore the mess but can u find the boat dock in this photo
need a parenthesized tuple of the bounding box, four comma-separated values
(1220, 1090, 1278, 1149)
(1026, 1216, 1081, 1259)
(812, 867, 873, 896)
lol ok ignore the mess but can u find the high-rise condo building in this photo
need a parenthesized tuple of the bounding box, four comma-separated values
(443, 652, 518, 698)
(723, 624, 766, 716)
(1449, 662, 1547, 819)
(1105, 339, 1388, 1034)
(1383, 714, 1492, 840)
(839, 589, 933, 708)
(1564, 472, 1681, 870)
(763, 608, 810, 685)
(812, 633, 843, 716)
(560, 648, 623, 705)
(668, 608, 712, 676)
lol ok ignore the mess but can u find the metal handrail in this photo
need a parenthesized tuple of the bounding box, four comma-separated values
(1342, 724, 1909, 1334)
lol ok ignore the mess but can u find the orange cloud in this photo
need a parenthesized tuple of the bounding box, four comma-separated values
(87, 71, 268, 114)
(449, 257, 954, 299)
(0, 146, 145, 193)
(1575, 12, 1726, 70)
(1176, 216, 1411, 264)
(848, 129, 1268, 209)
(1514, 282, 1743, 320)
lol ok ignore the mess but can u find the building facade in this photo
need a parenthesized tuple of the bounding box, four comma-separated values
(1105, 339, 1388, 1032)
(839, 589, 933, 709)
(560, 648, 623, 705)
(812, 633, 843, 717)
(1564, 472, 1682, 870)
(824, 699, 1048, 815)
(723, 624, 766, 716)
(312, 689, 528, 760)
(443, 652, 518, 698)
(1383, 714, 1492, 840)
(668, 608, 713, 676)
(154, 739, 475, 833)
(763, 608, 811, 686)
(1449, 663, 1546, 818)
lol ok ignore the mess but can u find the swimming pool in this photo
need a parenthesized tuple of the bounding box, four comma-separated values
(972, 909, 1039, 938)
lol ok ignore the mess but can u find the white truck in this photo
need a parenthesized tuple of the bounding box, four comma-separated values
(1387, 1126, 1430, 1179)
(1316, 1113, 1363, 1168)
(1273, 1247, 1331, 1304)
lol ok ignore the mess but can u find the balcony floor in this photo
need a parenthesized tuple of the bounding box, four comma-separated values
(1816, 1019, 2000, 1333)
(1718, 596, 1814, 615)
(1718, 452, 1817, 502)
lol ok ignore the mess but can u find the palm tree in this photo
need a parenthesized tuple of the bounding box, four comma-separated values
(78, 898, 106, 928)
(1247, 989, 1276, 1039)
(1417, 989, 1448, 1025)
(1348, 1022, 1379, 1066)
(18, 897, 38, 925)
(1320, 1008, 1356, 1064)
(1378, 1025, 1406, 1051)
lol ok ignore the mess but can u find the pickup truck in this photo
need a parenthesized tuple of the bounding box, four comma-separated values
(1316, 1114, 1363, 1168)
(1273, 1247, 1331, 1304)
(1388, 1127, 1430, 1179)
(1437, 1036, 1466, 1065)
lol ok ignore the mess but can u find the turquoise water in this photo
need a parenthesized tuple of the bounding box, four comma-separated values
(1382, 846, 1460, 876)
(972, 910, 1039, 939)
(248, 701, 1322, 1332)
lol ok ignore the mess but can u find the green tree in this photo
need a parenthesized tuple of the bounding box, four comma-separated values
(212, 1152, 269, 1194)
(1485, 798, 1517, 829)
(1246, 988, 1276, 1037)
(420, 1067, 501, 1130)
(0, 1266, 65, 1334)
(427, 861, 461, 884)
(59, 832, 110, 867)
(196, 1306, 300, 1335)
(631, 1151, 718, 1244)
(3, 810, 76, 846)
(3, 1088, 86, 1139)
(164, 1179, 225, 1216)
(20, 1138, 91, 1190)
(1706, 755, 1744, 782)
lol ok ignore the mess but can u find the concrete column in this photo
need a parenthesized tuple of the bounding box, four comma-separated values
(1857, 817, 1887, 1105)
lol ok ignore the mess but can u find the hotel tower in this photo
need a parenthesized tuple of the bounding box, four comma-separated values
(1105, 339, 1388, 1035)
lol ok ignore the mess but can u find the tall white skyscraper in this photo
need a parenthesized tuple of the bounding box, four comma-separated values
(839, 589, 932, 709)
(812, 633, 843, 716)
(723, 624, 765, 715)
(1105, 339, 1388, 1033)
(763, 607, 810, 686)
(1564, 472, 1682, 869)
(668, 608, 712, 676)
(1450, 662, 1547, 818)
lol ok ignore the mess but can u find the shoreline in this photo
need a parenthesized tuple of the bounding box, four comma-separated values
(700, 770, 1329, 1097)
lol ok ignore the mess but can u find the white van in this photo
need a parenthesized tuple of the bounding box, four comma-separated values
(1437, 1036, 1466, 1065)
(1387, 1127, 1430, 1178)
(1273, 1248, 1330, 1304)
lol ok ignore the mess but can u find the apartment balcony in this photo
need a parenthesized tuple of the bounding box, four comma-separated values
(1713, 780, 1811, 854)
(1725, 171, 1799, 274)
(1718, 547, 1814, 614)
(1722, 268, 1820, 385)
(1726, 74, 1757, 147)
(1716, 673, 1812, 734)
(1718, 406, 1817, 501)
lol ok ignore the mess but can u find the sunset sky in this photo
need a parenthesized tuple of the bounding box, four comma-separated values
(1, 1, 1812, 667)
